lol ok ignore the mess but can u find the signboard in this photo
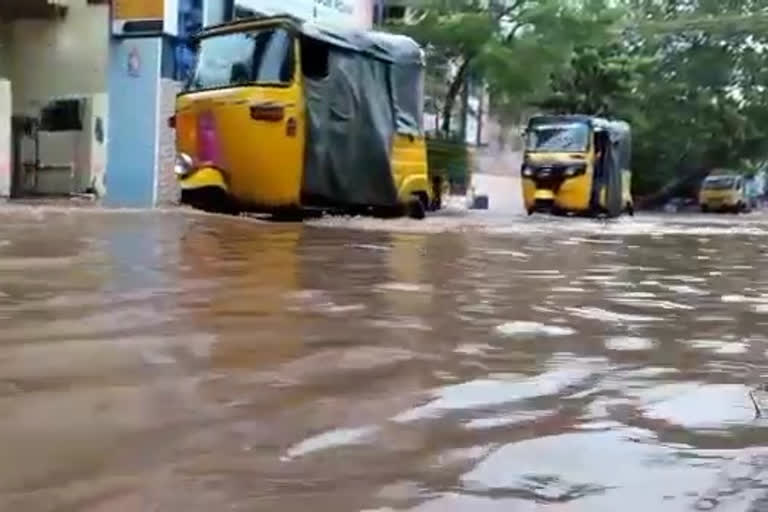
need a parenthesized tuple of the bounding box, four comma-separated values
(112, 0, 179, 37)
(114, 0, 164, 20)
(234, 0, 372, 29)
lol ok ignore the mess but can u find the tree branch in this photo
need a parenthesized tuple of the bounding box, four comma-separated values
(441, 55, 474, 133)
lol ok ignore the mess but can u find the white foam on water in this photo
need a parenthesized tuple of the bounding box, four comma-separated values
(686, 339, 748, 355)
(376, 282, 434, 293)
(392, 359, 600, 423)
(495, 321, 576, 337)
(566, 306, 663, 323)
(282, 426, 379, 460)
(605, 336, 656, 351)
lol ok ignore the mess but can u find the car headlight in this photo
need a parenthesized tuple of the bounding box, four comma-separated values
(174, 153, 194, 177)
(522, 166, 533, 177)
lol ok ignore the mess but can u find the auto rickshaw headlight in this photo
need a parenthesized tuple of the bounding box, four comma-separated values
(175, 153, 194, 177)
(564, 164, 586, 177)
(522, 166, 533, 177)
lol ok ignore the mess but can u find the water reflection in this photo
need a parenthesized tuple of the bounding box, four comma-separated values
(1, 209, 768, 510)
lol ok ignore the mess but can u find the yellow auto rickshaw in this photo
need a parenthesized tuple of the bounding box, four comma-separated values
(171, 15, 435, 219)
(521, 115, 633, 217)
(699, 171, 749, 213)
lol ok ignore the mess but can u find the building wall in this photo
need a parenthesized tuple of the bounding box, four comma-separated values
(0, 24, 10, 79)
(204, 0, 228, 25)
(156, 79, 181, 206)
(235, 0, 373, 28)
(8, 0, 108, 115)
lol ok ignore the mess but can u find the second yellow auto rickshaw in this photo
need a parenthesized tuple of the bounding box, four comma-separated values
(172, 15, 435, 219)
(521, 115, 633, 217)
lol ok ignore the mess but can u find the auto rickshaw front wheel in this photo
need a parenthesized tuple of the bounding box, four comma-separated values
(406, 194, 427, 220)
(181, 187, 240, 216)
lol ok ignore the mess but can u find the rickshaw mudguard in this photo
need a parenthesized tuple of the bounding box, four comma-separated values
(180, 167, 228, 192)
(398, 174, 431, 203)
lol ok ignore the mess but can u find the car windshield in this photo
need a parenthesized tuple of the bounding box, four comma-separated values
(527, 122, 590, 152)
(703, 176, 736, 190)
(187, 28, 294, 91)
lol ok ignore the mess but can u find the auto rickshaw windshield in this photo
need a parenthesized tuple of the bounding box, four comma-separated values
(187, 27, 295, 91)
(527, 122, 590, 152)
(703, 176, 736, 190)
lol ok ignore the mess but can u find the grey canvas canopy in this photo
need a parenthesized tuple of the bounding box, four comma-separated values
(297, 18, 425, 207)
(593, 118, 630, 217)
(200, 16, 426, 209)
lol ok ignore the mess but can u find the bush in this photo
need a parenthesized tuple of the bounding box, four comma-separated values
(426, 137, 471, 194)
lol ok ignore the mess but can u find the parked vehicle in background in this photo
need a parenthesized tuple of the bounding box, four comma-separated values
(699, 171, 750, 213)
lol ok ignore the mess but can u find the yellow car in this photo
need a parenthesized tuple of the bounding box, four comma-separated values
(699, 173, 749, 213)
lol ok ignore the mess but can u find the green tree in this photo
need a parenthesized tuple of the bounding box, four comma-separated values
(388, 0, 620, 134)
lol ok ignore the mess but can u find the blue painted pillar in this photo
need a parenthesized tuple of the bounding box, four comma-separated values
(105, 0, 205, 208)
(105, 38, 164, 207)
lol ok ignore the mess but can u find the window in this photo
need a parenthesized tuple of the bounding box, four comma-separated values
(187, 28, 294, 91)
(40, 100, 83, 132)
(300, 36, 330, 80)
(527, 122, 590, 152)
(703, 176, 736, 190)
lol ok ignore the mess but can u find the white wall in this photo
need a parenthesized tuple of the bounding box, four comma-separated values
(0, 79, 11, 196)
(235, 0, 373, 28)
(8, 0, 108, 115)
(204, 0, 228, 26)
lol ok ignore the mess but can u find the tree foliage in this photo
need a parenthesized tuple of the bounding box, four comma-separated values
(387, 0, 620, 134)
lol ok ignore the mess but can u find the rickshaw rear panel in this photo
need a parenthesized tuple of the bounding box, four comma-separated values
(391, 134, 430, 204)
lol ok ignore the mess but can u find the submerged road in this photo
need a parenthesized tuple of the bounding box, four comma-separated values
(3, 181, 768, 510)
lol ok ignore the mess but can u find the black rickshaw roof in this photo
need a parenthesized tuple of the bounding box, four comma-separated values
(198, 15, 424, 66)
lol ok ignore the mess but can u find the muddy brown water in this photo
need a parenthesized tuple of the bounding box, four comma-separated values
(3, 207, 768, 511)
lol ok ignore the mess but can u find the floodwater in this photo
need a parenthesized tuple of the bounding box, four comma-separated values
(3, 204, 768, 511)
